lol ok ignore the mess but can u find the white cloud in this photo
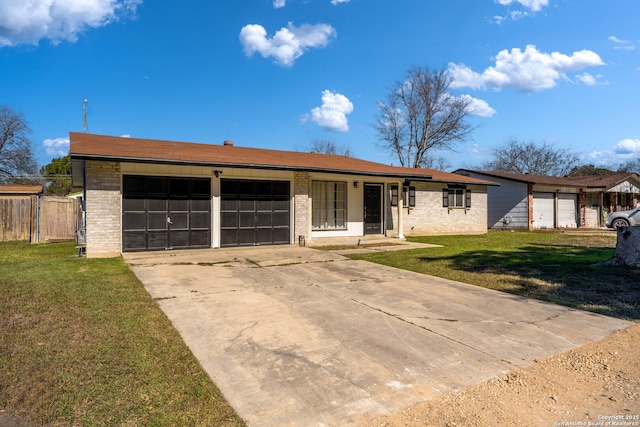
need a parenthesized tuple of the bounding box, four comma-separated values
(585, 139, 640, 166)
(239, 22, 336, 67)
(273, 0, 348, 7)
(575, 72, 608, 86)
(608, 35, 635, 51)
(304, 90, 353, 132)
(494, 0, 549, 12)
(459, 95, 497, 118)
(43, 137, 70, 157)
(615, 139, 640, 156)
(0, 0, 142, 47)
(449, 45, 605, 93)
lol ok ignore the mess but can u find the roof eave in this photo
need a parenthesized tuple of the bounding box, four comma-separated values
(71, 153, 438, 180)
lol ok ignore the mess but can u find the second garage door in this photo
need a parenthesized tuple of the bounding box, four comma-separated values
(220, 179, 291, 247)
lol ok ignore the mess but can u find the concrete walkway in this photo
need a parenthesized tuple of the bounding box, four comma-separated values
(125, 246, 630, 427)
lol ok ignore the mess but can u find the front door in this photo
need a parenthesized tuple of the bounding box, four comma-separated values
(364, 184, 382, 234)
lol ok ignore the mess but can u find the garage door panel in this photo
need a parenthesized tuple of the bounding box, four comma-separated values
(190, 213, 210, 229)
(190, 231, 210, 246)
(192, 199, 211, 211)
(239, 212, 255, 227)
(239, 181, 255, 196)
(170, 231, 189, 248)
(147, 232, 168, 250)
(238, 229, 256, 245)
(123, 198, 145, 211)
(256, 199, 272, 211)
(273, 212, 289, 227)
(533, 193, 554, 229)
(221, 212, 238, 228)
(123, 176, 211, 252)
(239, 199, 255, 211)
(147, 177, 168, 196)
(272, 228, 290, 243)
(170, 213, 188, 228)
(170, 178, 189, 197)
(170, 199, 189, 211)
(123, 232, 146, 251)
(256, 213, 273, 227)
(220, 179, 290, 247)
(273, 199, 289, 210)
(148, 213, 168, 230)
(148, 199, 168, 211)
(124, 213, 145, 231)
(221, 230, 238, 246)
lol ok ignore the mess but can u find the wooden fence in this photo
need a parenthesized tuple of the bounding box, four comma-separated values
(0, 197, 36, 241)
(0, 196, 79, 243)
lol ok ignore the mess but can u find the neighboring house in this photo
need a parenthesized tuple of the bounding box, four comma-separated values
(69, 133, 496, 257)
(455, 170, 640, 230)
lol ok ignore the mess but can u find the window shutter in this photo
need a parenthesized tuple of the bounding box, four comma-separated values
(465, 190, 472, 208)
(409, 186, 416, 207)
(443, 189, 449, 207)
(391, 185, 398, 206)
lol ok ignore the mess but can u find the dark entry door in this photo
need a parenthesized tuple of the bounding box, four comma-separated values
(220, 179, 290, 247)
(122, 176, 211, 251)
(364, 184, 382, 234)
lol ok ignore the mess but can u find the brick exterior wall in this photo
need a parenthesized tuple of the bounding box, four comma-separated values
(293, 171, 310, 243)
(85, 160, 121, 257)
(389, 183, 488, 236)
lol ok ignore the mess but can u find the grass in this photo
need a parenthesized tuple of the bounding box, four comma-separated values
(347, 230, 640, 320)
(0, 241, 245, 426)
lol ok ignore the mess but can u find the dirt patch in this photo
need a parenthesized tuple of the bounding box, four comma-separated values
(361, 322, 640, 426)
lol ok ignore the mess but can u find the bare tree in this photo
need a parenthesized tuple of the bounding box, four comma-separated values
(375, 66, 475, 168)
(481, 139, 580, 176)
(307, 139, 353, 157)
(0, 106, 38, 183)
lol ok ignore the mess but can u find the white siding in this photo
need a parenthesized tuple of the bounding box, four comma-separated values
(462, 172, 528, 229)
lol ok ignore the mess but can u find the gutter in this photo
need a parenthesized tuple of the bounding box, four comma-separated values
(69, 154, 500, 186)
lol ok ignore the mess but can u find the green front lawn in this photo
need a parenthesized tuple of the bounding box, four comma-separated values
(0, 241, 245, 426)
(347, 231, 640, 320)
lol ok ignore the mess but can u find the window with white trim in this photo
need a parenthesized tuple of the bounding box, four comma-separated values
(443, 188, 471, 208)
(312, 181, 347, 230)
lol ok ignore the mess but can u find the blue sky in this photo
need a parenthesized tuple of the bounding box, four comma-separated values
(1, 0, 639, 171)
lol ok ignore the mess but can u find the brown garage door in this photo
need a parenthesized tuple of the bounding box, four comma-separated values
(220, 179, 290, 247)
(122, 175, 211, 251)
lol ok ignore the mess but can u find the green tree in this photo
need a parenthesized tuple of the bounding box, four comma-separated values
(40, 154, 72, 195)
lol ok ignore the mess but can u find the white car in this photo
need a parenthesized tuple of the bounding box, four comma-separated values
(605, 206, 640, 229)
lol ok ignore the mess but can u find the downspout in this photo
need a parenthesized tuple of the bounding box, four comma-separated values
(527, 184, 533, 230)
(397, 181, 404, 239)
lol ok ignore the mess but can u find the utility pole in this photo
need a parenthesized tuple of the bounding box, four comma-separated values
(83, 99, 88, 133)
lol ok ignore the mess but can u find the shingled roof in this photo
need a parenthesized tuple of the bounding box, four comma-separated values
(456, 169, 640, 190)
(564, 172, 640, 189)
(70, 133, 496, 186)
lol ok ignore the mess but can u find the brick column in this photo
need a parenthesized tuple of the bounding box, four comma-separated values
(85, 161, 121, 257)
(293, 172, 310, 244)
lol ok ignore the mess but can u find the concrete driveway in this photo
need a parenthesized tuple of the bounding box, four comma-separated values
(125, 246, 630, 426)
